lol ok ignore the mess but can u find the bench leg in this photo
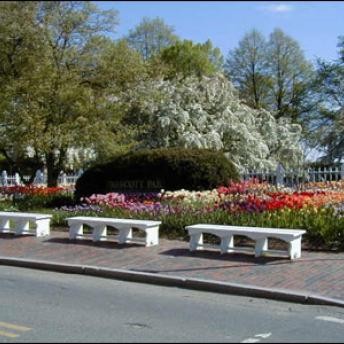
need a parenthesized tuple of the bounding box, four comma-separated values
(220, 235, 234, 254)
(118, 227, 133, 244)
(190, 233, 203, 251)
(69, 223, 83, 240)
(288, 238, 301, 260)
(14, 219, 30, 236)
(35, 219, 50, 237)
(0, 218, 11, 233)
(92, 224, 107, 242)
(255, 238, 268, 257)
(145, 226, 159, 247)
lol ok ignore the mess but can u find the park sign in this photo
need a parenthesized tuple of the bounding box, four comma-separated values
(106, 179, 164, 192)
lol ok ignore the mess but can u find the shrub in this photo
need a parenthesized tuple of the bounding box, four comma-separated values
(75, 148, 239, 200)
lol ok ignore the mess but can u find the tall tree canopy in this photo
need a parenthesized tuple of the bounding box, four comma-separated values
(126, 17, 178, 60)
(0, 1, 43, 173)
(225, 28, 315, 124)
(225, 29, 269, 109)
(266, 29, 315, 122)
(307, 50, 344, 163)
(0, 1, 127, 185)
(159, 39, 223, 79)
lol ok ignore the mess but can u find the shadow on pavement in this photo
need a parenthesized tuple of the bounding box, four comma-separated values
(43, 237, 143, 250)
(0, 233, 31, 240)
(160, 247, 289, 263)
(131, 248, 295, 274)
(157, 248, 344, 273)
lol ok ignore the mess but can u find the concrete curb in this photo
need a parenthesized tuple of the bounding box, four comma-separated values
(0, 256, 343, 308)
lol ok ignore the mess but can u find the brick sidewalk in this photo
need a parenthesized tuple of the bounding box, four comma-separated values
(1, 231, 344, 301)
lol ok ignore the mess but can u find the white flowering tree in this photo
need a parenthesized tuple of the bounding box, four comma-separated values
(127, 74, 303, 172)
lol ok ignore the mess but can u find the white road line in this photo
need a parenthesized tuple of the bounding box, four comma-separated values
(316, 316, 344, 325)
(255, 333, 272, 339)
(241, 339, 260, 343)
(241, 331, 272, 343)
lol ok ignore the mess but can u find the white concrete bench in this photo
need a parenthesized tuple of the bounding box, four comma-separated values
(0, 211, 52, 237)
(185, 224, 307, 260)
(66, 216, 161, 247)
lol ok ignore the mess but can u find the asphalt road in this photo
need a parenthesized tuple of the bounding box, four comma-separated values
(0, 266, 344, 343)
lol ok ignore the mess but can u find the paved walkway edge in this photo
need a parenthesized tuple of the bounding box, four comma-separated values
(0, 256, 343, 308)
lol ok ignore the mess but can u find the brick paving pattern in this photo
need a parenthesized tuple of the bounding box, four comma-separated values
(1, 231, 344, 300)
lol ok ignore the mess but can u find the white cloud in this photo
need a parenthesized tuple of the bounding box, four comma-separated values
(264, 4, 294, 13)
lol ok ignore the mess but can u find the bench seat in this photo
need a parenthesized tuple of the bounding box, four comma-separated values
(0, 211, 52, 237)
(185, 224, 307, 259)
(66, 216, 161, 247)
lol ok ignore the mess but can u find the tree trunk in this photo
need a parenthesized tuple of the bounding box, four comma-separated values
(46, 152, 62, 187)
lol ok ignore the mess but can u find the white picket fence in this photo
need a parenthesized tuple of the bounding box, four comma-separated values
(241, 164, 344, 187)
(0, 169, 83, 187)
(3, 164, 343, 189)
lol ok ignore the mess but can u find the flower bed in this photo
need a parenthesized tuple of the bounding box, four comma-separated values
(1, 181, 344, 249)
(0, 185, 75, 210)
(67, 180, 344, 248)
(0, 185, 70, 196)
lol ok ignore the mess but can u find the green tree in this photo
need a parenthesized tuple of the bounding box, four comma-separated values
(204, 39, 224, 72)
(266, 28, 315, 122)
(0, 1, 45, 179)
(307, 57, 344, 163)
(79, 37, 148, 163)
(225, 28, 315, 123)
(75, 33, 149, 124)
(0, 1, 120, 186)
(126, 17, 178, 60)
(159, 39, 221, 79)
(225, 29, 270, 109)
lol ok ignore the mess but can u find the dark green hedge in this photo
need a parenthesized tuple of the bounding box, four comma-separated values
(74, 148, 239, 199)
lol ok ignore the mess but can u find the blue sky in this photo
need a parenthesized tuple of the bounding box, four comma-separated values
(96, 1, 344, 63)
